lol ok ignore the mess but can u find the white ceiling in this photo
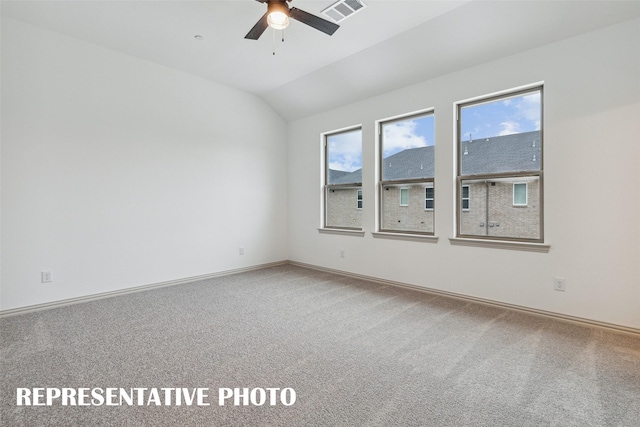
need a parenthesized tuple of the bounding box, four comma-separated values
(3, 1, 640, 121)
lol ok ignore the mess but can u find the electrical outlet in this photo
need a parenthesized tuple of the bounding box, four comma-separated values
(239, 247, 244, 255)
(553, 276, 566, 292)
(42, 271, 53, 283)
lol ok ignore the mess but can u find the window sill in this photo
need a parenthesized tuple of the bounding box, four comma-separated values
(449, 237, 550, 253)
(372, 232, 439, 243)
(318, 228, 366, 237)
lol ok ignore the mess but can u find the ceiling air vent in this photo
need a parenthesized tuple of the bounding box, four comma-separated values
(322, 0, 367, 23)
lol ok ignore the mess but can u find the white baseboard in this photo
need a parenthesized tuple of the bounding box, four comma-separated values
(3, 259, 639, 337)
(0, 261, 288, 318)
(289, 261, 640, 337)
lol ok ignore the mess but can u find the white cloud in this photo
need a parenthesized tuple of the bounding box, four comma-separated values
(329, 155, 360, 172)
(498, 121, 521, 136)
(517, 92, 541, 130)
(328, 130, 362, 172)
(382, 120, 428, 157)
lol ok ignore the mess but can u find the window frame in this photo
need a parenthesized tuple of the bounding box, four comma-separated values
(322, 125, 363, 231)
(378, 109, 435, 236)
(455, 85, 544, 243)
(357, 189, 363, 210)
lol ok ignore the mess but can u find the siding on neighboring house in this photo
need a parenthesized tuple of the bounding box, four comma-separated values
(460, 179, 540, 239)
(381, 185, 434, 232)
(326, 187, 362, 228)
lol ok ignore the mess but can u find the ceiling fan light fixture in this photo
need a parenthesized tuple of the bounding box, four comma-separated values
(268, 12, 289, 29)
(267, 2, 290, 30)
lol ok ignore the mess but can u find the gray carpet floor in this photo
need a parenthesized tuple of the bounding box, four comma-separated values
(1, 264, 639, 426)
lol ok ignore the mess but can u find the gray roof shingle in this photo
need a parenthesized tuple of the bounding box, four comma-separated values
(461, 131, 540, 175)
(382, 145, 435, 181)
(328, 130, 541, 183)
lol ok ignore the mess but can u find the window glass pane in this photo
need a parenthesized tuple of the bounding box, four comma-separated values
(381, 185, 434, 233)
(380, 113, 435, 234)
(326, 186, 363, 228)
(459, 177, 540, 240)
(513, 183, 527, 205)
(425, 188, 434, 199)
(460, 91, 541, 176)
(327, 128, 362, 185)
(400, 188, 408, 205)
(458, 88, 542, 242)
(382, 114, 434, 181)
(325, 128, 362, 229)
(425, 188, 434, 210)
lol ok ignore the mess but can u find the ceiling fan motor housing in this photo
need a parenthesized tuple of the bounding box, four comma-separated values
(268, 1, 290, 17)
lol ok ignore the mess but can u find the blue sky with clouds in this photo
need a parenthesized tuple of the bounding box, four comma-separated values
(461, 91, 541, 141)
(382, 114, 434, 158)
(328, 91, 540, 172)
(327, 129, 362, 172)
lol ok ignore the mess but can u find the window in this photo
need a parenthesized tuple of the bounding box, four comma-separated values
(457, 86, 543, 242)
(379, 111, 435, 234)
(513, 183, 527, 206)
(461, 185, 470, 210)
(324, 127, 363, 229)
(400, 188, 409, 206)
(425, 186, 434, 210)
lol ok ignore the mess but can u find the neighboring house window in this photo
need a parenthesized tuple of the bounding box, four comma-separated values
(457, 86, 543, 241)
(400, 188, 409, 206)
(461, 185, 470, 210)
(425, 186, 434, 210)
(513, 183, 527, 206)
(379, 111, 435, 234)
(324, 127, 363, 229)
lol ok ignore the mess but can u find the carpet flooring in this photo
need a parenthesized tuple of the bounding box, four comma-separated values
(1, 264, 639, 426)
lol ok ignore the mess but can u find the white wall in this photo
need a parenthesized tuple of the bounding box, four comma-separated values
(1, 17, 288, 311)
(287, 19, 640, 329)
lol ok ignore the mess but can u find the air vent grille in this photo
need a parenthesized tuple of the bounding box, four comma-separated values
(322, 0, 366, 23)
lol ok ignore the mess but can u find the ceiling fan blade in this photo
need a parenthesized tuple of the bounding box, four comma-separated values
(289, 7, 340, 36)
(245, 12, 269, 40)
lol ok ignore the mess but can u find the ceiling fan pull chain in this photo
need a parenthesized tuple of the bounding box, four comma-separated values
(272, 27, 276, 55)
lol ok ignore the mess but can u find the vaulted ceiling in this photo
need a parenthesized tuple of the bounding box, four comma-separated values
(3, 1, 639, 121)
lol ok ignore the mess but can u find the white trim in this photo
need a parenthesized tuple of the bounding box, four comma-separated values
(318, 228, 365, 236)
(0, 261, 288, 318)
(371, 232, 438, 243)
(4, 260, 638, 337)
(321, 123, 363, 138)
(454, 81, 545, 108)
(376, 107, 435, 127)
(288, 261, 639, 337)
(449, 237, 550, 253)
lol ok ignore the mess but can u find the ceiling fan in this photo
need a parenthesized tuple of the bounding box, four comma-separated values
(245, 0, 340, 40)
